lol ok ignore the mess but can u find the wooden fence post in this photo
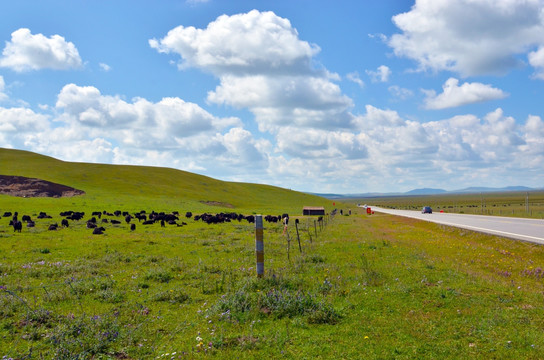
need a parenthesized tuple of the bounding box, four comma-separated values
(255, 215, 264, 278)
(295, 219, 302, 252)
(295, 219, 302, 253)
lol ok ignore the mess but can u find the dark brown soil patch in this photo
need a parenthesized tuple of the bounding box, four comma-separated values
(200, 200, 234, 208)
(0, 175, 85, 198)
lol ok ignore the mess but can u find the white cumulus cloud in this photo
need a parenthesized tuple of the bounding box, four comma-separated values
(389, 0, 544, 77)
(528, 46, 544, 79)
(99, 63, 112, 72)
(7, 83, 269, 177)
(275, 127, 368, 160)
(346, 72, 364, 87)
(0, 76, 7, 101)
(55, 83, 241, 149)
(366, 65, 391, 82)
(151, 10, 354, 133)
(388, 85, 413, 100)
(0, 28, 82, 72)
(423, 78, 508, 109)
(150, 10, 319, 75)
(207, 74, 353, 131)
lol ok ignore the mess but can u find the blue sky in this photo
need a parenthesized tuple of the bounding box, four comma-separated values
(0, 0, 543, 193)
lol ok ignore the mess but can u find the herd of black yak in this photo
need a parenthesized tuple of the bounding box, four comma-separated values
(2, 210, 290, 235)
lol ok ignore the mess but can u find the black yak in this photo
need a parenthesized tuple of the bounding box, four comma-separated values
(13, 221, 22, 232)
(92, 227, 105, 235)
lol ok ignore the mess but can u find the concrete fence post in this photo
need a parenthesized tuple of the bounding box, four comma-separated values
(255, 215, 264, 278)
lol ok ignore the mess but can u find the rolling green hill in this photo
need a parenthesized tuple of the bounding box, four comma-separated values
(0, 148, 330, 214)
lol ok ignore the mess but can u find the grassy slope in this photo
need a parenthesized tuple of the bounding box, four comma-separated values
(0, 148, 329, 214)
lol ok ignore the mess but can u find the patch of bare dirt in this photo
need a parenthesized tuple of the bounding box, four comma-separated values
(0, 175, 85, 198)
(200, 200, 234, 208)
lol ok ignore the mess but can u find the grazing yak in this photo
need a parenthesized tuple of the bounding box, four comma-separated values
(245, 215, 255, 223)
(69, 212, 85, 221)
(37, 212, 52, 219)
(61, 211, 84, 221)
(135, 213, 147, 222)
(3, 207, 285, 237)
(13, 221, 22, 232)
(92, 227, 105, 235)
(265, 215, 279, 223)
(191, 212, 256, 224)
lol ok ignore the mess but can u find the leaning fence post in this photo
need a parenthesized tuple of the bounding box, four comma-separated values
(295, 219, 302, 252)
(255, 215, 264, 278)
(314, 220, 318, 237)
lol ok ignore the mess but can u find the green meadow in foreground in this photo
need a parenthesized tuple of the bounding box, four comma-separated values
(1, 148, 544, 359)
(3, 209, 544, 359)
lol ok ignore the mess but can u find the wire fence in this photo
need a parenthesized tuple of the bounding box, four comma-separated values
(1, 211, 339, 358)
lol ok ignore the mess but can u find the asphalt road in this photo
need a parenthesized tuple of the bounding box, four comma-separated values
(369, 207, 544, 245)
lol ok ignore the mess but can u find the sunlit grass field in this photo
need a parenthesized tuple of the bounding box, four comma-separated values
(3, 206, 544, 359)
(2, 148, 544, 359)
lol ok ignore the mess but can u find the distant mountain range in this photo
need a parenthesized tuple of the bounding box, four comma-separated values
(312, 186, 540, 199)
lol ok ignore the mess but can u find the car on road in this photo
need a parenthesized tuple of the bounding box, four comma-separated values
(422, 206, 433, 214)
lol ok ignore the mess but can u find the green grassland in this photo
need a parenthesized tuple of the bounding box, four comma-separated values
(350, 191, 544, 219)
(0, 148, 329, 215)
(2, 148, 544, 359)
